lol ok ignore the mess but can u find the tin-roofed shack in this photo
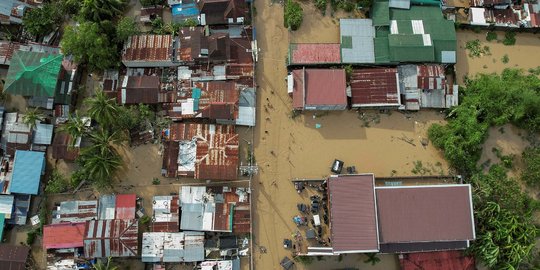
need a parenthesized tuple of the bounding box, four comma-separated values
(1, 113, 32, 156)
(119, 76, 160, 104)
(288, 43, 341, 65)
(43, 223, 86, 250)
(199, 0, 248, 25)
(0, 244, 29, 270)
(51, 132, 80, 161)
(179, 186, 250, 232)
(83, 219, 139, 258)
(290, 69, 347, 111)
(151, 195, 180, 232)
(141, 231, 205, 263)
(350, 68, 401, 108)
(122, 35, 176, 67)
(52, 200, 98, 224)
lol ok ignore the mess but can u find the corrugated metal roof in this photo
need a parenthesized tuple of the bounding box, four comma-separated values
(115, 194, 136, 220)
(151, 195, 179, 232)
(291, 69, 347, 110)
(120, 76, 160, 104)
(0, 196, 13, 219)
(288, 43, 341, 65)
(375, 185, 475, 244)
(389, 0, 410, 9)
(350, 68, 400, 107)
(33, 123, 53, 145)
(0, 244, 29, 270)
(340, 19, 375, 63)
(400, 251, 475, 270)
(141, 232, 204, 263)
(83, 219, 139, 258)
(10, 151, 44, 195)
(328, 174, 379, 253)
(98, 195, 116, 220)
(372, 1, 390, 26)
(122, 35, 174, 67)
(51, 132, 79, 161)
(9, 194, 30, 225)
(43, 223, 86, 249)
(52, 200, 98, 224)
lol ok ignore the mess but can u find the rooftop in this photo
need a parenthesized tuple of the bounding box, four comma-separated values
(0, 244, 29, 270)
(84, 219, 139, 258)
(350, 68, 401, 107)
(43, 223, 86, 249)
(122, 35, 175, 67)
(141, 231, 205, 263)
(328, 174, 379, 253)
(115, 194, 136, 220)
(51, 200, 98, 224)
(399, 251, 475, 270)
(119, 76, 161, 104)
(340, 19, 375, 63)
(10, 150, 45, 195)
(291, 69, 347, 110)
(151, 195, 180, 232)
(288, 43, 341, 65)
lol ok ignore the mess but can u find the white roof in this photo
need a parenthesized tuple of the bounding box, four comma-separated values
(470, 8, 488, 25)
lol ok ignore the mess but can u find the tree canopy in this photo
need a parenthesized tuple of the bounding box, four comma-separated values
(61, 22, 119, 71)
(22, 3, 63, 38)
(116, 16, 140, 43)
(284, 0, 303, 31)
(80, 0, 126, 23)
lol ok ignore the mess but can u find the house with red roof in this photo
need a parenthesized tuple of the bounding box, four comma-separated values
(289, 69, 347, 111)
(43, 223, 86, 250)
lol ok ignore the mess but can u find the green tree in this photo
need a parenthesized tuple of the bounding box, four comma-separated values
(45, 169, 70, 194)
(80, 0, 126, 23)
(84, 89, 119, 127)
(22, 3, 63, 38)
(284, 0, 303, 31)
(58, 0, 82, 15)
(522, 147, 540, 188)
(92, 257, 118, 270)
(140, 0, 166, 7)
(22, 108, 44, 131)
(364, 253, 381, 265)
(87, 128, 123, 157)
(116, 16, 140, 43)
(59, 111, 88, 146)
(61, 22, 119, 71)
(79, 147, 122, 187)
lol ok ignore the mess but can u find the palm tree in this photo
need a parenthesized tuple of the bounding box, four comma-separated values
(58, 111, 88, 147)
(22, 108, 44, 131)
(84, 89, 118, 128)
(364, 253, 381, 265)
(92, 257, 118, 270)
(80, 0, 125, 23)
(87, 128, 124, 157)
(80, 147, 121, 187)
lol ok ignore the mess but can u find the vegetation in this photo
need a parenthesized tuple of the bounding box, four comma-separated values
(92, 257, 118, 270)
(152, 177, 160, 185)
(465, 40, 490, 58)
(140, 0, 166, 7)
(140, 215, 151, 224)
(45, 169, 70, 194)
(486, 31, 497, 42)
(22, 2, 63, 38)
(26, 230, 38, 245)
(503, 31, 516, 46)
(315, 0, 327, 15)
(116, 16, 140, 42)
(59, 111, 88, 146)
(284, 0, 303, 31)
(364, 253, 381, 265)
(61, 22, 119, 71)
(84, 89, 119, 127)
(22, 108, 44, 130)
(522, 147, 540, 188)
(428, 69, 540, 269)
(80, 0, 126, 23)
(294, 255, 314, 265)
(501, 54, 509, 64)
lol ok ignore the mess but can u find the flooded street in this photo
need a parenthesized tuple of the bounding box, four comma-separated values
(455, 30, 540, 84)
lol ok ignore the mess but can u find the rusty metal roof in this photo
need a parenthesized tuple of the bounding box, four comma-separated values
(51, 132, 79, 161)
(350, 68, 401, 107)
(375, 185, 475, 244)
(195, 133, 239, 180)
(0, 244, 29, 270)
(122, 35, 173, 64)
(168, 123, 235, 141)
(162, 141, 180, 178)
(115, 194, 136, 220)
(328, 174, 379, 253)
(43, 223, 86, 249)
(83, 219, 139, 258)
(151, 195, 180, 232)
(289, 43, 341, 65)
(52, 200, 98, 224)
(120, 76, 160, 104)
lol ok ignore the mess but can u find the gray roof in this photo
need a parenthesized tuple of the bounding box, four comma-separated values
(0, 195, 14, 219)
(98, 195, 116, 220)
(33, 123, 53, 145)
(142, 232, 204, 263)
(340, 19, 375, 64)
(389, 0, 410, 9)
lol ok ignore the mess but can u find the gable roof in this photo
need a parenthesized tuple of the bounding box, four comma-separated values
(84, 219, 139, 258)
(292, 69, 347, 110)
(375, 185, 475, 244)
(10, 150, 45, 195)
(0, 244, 29, 270)
(43, 223, 86, 249)
(4, 51, 62, 97)
(328, 174, 379, 253)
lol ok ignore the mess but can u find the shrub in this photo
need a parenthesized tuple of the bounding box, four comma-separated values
(152, 177, 161, 185)
(501, 54, 509, 64)
(522, 147, 540, 188)
(26, 230, 37, 245)
(140, 216, 151, 224)
(486, 31, 497, 42)
(503, 31, 516, 46)
(315, 0, 327, 14)
(284, 0, 303, 31)
(45, 169, 69, 194)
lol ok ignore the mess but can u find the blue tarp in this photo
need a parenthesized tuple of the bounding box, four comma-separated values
(10, 150, 45, 195)
(172, 3, 199, 17)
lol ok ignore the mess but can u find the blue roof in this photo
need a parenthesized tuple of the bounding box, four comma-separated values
(10, 151, 45, 195)
(172, 3, 199, 19)
(0, 214, 4, 238)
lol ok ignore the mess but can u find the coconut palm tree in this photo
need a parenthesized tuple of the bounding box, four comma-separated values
(364, 253, 381, 265)
(84, 89, 118, 128)
(80, 0, 125, 23)
(22, 108, 44, 131)
(92, 257, 118, 270)
(87, 128, 124, 157)
(80, 147, 121, 187)
(58, 111, 88, 147)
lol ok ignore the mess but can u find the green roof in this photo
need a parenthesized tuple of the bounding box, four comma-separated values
(388, 34, 435, 62)
(374, 37, 390, 63)
(390, 5, 444, 21)
(0, 214, 5, 239)
(372, 1, 390, 26)
(4, 51, 63, 98)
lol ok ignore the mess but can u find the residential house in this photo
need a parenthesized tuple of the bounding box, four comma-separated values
(122, 35, 177, 68)
(151, 195, 180, 232)
(118, 76, 161, 105)
(199, 259, 241, 270)
(179, 186, 250, 232)
(171, 0, 199, 23)
(199, 0, 248, 25)
(51, 200, 98, 224)
(287, 43, 341, 65)
(350, 68, 401, 108)
(162, 123, 239, 180)
(43, 223, 86, 250)
(0, 244, 30, 270)
(340, 19, 376, 63)
(0, 41, 59, 66)
(51, 132, 80, 161)
(83, 219, 139, 258)
(97, 194, 136, 220)
(289, 69, 347, 111)
(307, 174, 476, 255)
(141, 231, 205, 263)
(1, 113, 32, 156)
(32, 123, 53, 152)
(0, 0, 34, 25)
(236, 87, 255, 126)
(10, 150, 44, 196)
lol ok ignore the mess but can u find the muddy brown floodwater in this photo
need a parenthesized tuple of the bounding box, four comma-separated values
(455, 30, 540, 85)
(252, 1, 450, 269)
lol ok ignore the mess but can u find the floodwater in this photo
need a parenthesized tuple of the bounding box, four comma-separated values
(455, 30, 540, 85)
(252, 1, 449, 269)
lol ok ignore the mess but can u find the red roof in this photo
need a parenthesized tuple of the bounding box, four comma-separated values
(417, 65, 446, 90)
(289, 43, 341, 64)
(328, 174, 379, 253)
(376, 185, 475, 244)
(292, 69, 347, 110)
(399, 251, 475, 270)
(115, 194, 136, 220)
(350, 68, 400, 107)
(43, 223, 86, 249)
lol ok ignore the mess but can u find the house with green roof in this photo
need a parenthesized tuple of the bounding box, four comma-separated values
(372, 3, 457, 64)
(3, 50, 80, 109)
